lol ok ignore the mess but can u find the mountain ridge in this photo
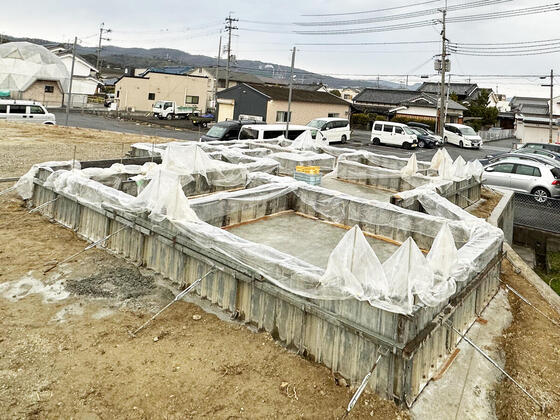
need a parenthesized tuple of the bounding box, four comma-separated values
(2, 34, 419, 90)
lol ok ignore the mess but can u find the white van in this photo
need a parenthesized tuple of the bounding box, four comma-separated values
(238, 124, 311, 141)
(444, 123, 482, 149)
(307, 117, 351, 144)
(0, 100, 56, 125)
(371, 121, 418, 149)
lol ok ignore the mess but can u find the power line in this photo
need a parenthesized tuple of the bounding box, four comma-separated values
(295, 40, 439, 46)
(295, 0, 512, 26)
(294, 2, 560, 35)
(300, 0, 442, 17)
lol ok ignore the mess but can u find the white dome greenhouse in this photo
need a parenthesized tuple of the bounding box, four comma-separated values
(0, 42, 70, 94)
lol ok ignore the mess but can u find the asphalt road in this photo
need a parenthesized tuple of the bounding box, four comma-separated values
(54, 112, 515, 162)
(53, 111, 203, 141)
(347, 129, 514, 162)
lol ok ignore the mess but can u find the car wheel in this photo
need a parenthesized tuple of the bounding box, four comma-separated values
(166, 114, 173, 120)
(402, 142, 411, 150)
(459, 140, 464, 148)
(372, 137, 380, 145)
(443, 136, 448, 144)
(418, 140, 425, 148)
(532, 188, 550, 203)
(341, 135, 347, 144)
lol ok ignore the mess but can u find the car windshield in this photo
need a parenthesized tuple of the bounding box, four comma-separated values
(403, 127, 415, 135)
(415, 128, 429, 135)
(459, 126, 477, 136)
(206, 125, 228, 138)
(307, 120, 326, 129)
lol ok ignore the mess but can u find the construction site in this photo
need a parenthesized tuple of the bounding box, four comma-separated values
(2, 121, 560, 419)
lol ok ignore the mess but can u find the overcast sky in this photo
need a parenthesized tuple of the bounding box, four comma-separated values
(3, 0, 559, 97)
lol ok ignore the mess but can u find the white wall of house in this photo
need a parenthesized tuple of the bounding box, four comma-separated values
(515, 120, 560, 143)
(397, 106, 437, 118)
(551, 95, 560, 116)
(59, 55, 96, 78)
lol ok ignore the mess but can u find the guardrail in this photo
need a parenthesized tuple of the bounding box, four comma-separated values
(513, 192, 560, 234)
(479, 129, 515, 141)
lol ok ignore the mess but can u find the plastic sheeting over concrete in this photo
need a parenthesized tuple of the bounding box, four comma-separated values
(19, 150, 501, 315)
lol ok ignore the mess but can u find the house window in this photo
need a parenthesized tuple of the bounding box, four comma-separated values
(44, 85, 54, 93)
(344, 94, 352, 100)
(328, 113, 340, 118)
(276, 111, 291, 122)
(185, 95, 199, 104)
(148, 93, 156, 100)
(116, 91, 120, 98)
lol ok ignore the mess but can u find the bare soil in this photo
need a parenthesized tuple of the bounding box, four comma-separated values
(468, 187, 503, 219)
(0, 121, 172, 179)
(495, 261, 560, 419)
(0, 124, 407, 419)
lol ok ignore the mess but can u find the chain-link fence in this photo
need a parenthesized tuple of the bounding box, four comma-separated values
(513, 192, 560, 233)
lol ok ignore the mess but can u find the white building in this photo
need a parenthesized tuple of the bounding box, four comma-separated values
(51, 49, 102, 107)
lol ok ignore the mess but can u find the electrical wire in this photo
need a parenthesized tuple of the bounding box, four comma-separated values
(294, 2, 560, 35)
(295, 0, 512, 26)
(300, 0, 442, 17)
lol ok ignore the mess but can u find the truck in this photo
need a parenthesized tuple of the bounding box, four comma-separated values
(152, 100, 199, 120)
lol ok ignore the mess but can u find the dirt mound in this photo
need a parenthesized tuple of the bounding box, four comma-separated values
(65, 267, 156, 299)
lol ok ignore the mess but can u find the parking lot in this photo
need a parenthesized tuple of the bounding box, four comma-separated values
(54, 111, 515, 162)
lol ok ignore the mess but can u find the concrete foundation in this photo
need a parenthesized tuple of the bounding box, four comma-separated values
(26, 157, 502, 408)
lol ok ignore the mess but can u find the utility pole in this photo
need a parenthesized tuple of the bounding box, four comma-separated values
(213, 35, 222, 113)
(551, 69, 555, 144)
(285, 47, 296, 138)
(541, 69, 555, 143)
(224, 14, 238, 90)
(438, 1, 448, 139)
(65, 37, 77, 126)
(96, 23, 112, 73)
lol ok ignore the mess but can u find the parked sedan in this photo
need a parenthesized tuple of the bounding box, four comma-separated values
(408, 126, 443, 148)
(483, 157, 560, 202)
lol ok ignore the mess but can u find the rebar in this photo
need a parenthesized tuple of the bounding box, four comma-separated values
(130, 268, 216, 337)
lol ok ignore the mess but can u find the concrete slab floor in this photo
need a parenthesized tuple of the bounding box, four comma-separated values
(411, 289, 512, 420)
(320, 176, 394, 202)
(226, 212, 400, 268)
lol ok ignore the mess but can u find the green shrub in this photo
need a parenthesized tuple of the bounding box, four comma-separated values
(390, 115, 436, 130)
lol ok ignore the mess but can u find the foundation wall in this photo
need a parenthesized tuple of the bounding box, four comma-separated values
(30, 179, 500, 406)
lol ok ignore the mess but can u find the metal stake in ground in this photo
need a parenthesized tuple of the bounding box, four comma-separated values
(342, 352, 384, 419)
(43, 225, 129, 274)
(130, 268, 216, 337)
(500, 279, 560, 327)
(445, 322, 544, 411)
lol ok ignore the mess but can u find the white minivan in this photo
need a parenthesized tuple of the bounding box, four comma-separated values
(371, 121, 418, 149)
(306, 118, 351, 144)
(0, 100, 56, 124)
(238, 124, 311, 140)
(444, 123, 482, 149)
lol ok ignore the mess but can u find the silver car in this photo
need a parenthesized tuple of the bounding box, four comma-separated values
(483, 157, 560, 202)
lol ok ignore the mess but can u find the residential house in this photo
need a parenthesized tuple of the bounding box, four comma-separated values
(352, 88, 466, 123)
(187, 67, 287, 111)
(114, 71, 208, 113)
(54, 51, 102, 106)
(417, 82, 484, 104)
(215, 83, 350, 124)
(339, 88, 361, 103)
(511, 96, 560, 143)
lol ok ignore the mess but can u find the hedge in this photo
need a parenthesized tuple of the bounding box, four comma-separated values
(390, 115, 436, 130)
